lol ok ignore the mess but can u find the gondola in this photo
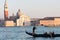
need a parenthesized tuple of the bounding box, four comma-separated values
(25, 31, 60, 37)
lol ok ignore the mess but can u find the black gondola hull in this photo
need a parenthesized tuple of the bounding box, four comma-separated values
(26, 31, 60, 37)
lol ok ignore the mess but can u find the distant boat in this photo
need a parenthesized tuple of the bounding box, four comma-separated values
(25, 31, 60, 37)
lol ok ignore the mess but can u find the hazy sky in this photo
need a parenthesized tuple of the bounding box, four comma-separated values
(0, 0, 60, 19)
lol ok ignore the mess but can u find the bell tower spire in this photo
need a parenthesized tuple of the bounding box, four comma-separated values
(4, 0, 8, 20)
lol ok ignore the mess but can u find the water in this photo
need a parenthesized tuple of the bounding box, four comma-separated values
(0, 26, 60, 40)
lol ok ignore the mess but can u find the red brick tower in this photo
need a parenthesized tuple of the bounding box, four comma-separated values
(4, 0, 8, 20)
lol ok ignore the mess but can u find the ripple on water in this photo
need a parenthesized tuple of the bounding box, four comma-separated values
(0, 26, 59, 40)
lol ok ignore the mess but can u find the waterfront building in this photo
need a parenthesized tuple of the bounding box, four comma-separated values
(40, 17, 60, 26)
(16, 9, 30, 26)
(31, 18, 40, 26)
(4, 0, 8, 20)
(5, 21, 15, 27)
(54, 17, 60, 26)
(40, 19, 54, 26)
(16, 15, 31, 26)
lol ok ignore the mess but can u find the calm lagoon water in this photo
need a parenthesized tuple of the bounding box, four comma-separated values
(0, 26, 60, 40)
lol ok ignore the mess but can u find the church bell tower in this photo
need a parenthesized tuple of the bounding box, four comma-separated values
(4, 0, 8, 20)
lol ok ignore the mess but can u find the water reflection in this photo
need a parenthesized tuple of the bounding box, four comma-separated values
(25, 37, 55, 40)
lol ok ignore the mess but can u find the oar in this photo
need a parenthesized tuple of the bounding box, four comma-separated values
(50, 34, 53, 38)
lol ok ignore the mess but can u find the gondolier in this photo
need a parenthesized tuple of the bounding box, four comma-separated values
(33, 26, 36, 34)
